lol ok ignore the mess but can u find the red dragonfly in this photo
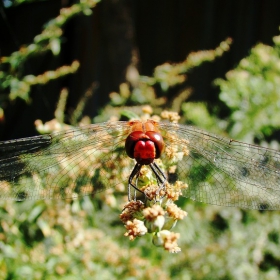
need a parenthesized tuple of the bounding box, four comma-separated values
(0, 119, 279, 210)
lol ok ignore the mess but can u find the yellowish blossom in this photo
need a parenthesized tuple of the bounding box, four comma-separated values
(160, 111, 181, 123)
(142, 105, 153, 115)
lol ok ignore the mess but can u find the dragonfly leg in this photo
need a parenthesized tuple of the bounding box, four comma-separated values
(128, 162, 167, 201)
(150, 162, 167, 199)
(128, 163, 145, 201)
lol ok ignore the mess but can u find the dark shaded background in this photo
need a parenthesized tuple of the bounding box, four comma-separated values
(1, 0, 280, 140)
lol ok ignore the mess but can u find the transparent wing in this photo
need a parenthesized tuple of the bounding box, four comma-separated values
(0, 121, 133, 200)
(159, 122, 280, 210)
(2, 120, 280, 209)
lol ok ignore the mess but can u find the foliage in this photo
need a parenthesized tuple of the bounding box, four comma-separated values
(214, 34, 280, 144)
(0, 0, 99, 104)
(2, 0, 43, 8)
(179, 32, 280, 279)
(1, 1, 280, 279)
(94, 38, 232, 123)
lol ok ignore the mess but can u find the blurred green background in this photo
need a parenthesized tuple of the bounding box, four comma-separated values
(1, 0, 280, 279)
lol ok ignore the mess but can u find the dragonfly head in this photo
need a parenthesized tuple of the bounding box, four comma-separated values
(125, 131, 164, 165)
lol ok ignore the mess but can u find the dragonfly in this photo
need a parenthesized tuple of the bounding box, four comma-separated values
(0, 119, 280, 210)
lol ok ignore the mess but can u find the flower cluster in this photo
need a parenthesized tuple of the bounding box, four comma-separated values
(120, 181, 188, 253)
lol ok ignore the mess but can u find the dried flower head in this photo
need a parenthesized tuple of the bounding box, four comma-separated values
(153, 230, 181, 253)
(143, 204, 165, 221)
(120, 179, 188, 253)
(164, 181, 188, 201)
(120, 200, 145, 223)
(124, 219, 148, 240)
(166, 204, 188, 220)
(141, 184, 165, 201)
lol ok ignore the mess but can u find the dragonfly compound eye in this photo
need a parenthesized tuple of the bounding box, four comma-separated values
(125, 131, 165, 165)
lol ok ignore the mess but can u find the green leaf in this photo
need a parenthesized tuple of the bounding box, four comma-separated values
(120, 110, 139, 120)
